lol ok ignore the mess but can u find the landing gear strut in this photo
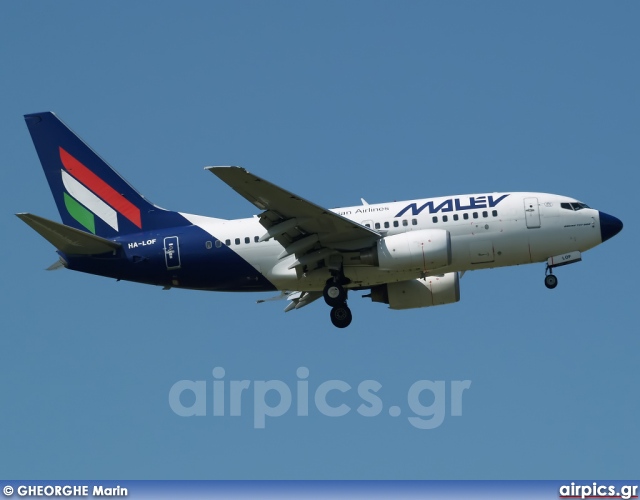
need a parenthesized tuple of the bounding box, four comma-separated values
(323, 275, 352, 328)
(544, 266, 558, 289)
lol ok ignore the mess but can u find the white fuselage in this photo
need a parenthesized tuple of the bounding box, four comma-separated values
(182, 192, 602, 292)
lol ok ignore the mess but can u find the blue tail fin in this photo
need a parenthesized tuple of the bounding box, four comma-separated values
(24, 112, 189, 237)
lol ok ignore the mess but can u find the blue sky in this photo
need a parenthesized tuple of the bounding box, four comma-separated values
(1, 1, 637, 479)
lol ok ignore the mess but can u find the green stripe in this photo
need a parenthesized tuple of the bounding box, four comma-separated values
(64, 192, 96, 234)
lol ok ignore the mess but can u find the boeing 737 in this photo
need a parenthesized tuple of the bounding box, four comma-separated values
(18, 112, 623, 328)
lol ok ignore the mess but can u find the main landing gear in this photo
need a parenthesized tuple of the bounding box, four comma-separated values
(323, 278, 352, 328)
(330, 303, 352, 329)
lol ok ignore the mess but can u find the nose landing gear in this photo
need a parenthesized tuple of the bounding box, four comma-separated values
(543, 251, 582, 290)
(544, 270, 558, 289)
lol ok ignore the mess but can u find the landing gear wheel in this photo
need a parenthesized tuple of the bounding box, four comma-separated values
(330, 304, 352, 328)
(544, 274, 558, 289)
(323, 281, 347, 307)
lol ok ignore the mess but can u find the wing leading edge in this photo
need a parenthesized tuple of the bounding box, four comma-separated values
(207, 167, 380, 261)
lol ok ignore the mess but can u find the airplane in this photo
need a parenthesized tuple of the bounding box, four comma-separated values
(18, 112, 623, 328)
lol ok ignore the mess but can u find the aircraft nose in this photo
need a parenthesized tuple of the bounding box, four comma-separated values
(599, 211, 623, 242)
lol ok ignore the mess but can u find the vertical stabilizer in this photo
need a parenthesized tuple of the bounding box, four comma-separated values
(24, 112, 188, 237)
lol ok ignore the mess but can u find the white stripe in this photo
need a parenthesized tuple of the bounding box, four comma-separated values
(61, 170, 119, 231)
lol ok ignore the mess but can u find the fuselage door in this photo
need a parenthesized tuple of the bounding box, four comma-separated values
(524, 197, 541, 229)
(164, 236, 181, 270)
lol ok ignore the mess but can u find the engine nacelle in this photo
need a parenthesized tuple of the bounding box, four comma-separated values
(371, 229, 452, 272)
(369, 272, 460, 310)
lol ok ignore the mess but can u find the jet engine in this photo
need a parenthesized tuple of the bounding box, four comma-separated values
(360, 229, 452, 272)
(368, 272, 460, 310)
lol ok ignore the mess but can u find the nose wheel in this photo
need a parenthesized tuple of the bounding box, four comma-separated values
(544, 266, 558, 289)
(544, 274, 558, 289)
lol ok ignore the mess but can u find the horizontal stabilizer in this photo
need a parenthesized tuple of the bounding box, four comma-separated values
(16, 213, 121, 255)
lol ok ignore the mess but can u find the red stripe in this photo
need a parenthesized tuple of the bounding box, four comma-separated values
(59, 147, 142, 228)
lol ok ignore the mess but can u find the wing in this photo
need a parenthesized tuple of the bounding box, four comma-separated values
(207, 167, 380, 266)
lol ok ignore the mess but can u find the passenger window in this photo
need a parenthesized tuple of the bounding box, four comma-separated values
(215, 240, 222, 248)
(482, 211, 488, 218)
(412, 219, 417, 225)
(443, 215, 448, 222)
(384, 222, 389, 229)
(432, 216, 438, 223)
(492, 210, 498, 217)
(225, 239, 231, 246)
(235, 238, 240, 245)
(206, 241, 213, 249)
(473, 212, 479, 219)
(365, 223, 371, 228)
(254, 236, 259, 243)
(402, 220, 408, 226)
(375, 222, 381, 229)
(463, 213, 469, 220)
(245, 237, 250, 244)
(453, 214, 459, 221)
(393, 221, 399, 228)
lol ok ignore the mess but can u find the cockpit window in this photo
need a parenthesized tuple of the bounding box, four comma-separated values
(561, 202, 590, 211)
